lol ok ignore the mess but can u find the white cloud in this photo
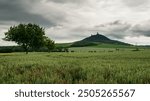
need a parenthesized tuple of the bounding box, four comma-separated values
(123, 36, 150, 45)
(0, 29, 17, 46)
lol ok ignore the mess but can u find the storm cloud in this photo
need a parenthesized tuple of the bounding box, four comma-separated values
(0, 0, 150, 45)
(0, 0, 55, 27)
(132, 21, 150, 37)
(92, 20, 131, 38)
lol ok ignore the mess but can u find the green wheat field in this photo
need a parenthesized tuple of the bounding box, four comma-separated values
(0, 48, 150, 84)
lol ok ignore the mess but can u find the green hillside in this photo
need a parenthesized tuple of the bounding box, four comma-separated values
(71, 33, 131, 47)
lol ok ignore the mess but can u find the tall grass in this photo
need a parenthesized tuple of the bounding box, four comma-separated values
(0, 49, 150, 84)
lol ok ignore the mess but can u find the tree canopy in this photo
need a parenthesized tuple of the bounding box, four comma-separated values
(44, 37, 55, 52)
(4, 23, 54, 54)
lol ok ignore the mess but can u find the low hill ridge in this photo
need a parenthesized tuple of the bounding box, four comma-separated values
(71, 32, 130, 47)
(82, 32, 110, 42)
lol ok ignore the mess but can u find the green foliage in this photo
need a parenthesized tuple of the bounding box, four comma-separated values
(0, 49, 150, 84)
(44, 37, 55, 52)
(4, 23, 46, 54)
(0, 46, 24, 53)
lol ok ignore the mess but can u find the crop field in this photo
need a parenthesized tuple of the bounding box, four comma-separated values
(0, 48, 150, 84)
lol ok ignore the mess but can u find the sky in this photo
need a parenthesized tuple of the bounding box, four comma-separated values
(0, 0, 150, 46)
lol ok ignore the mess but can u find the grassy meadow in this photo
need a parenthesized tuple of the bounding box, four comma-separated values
(0, 48, 150, 84)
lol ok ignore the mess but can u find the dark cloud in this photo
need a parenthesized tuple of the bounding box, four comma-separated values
(132, 22, 150, 37)
(92, 20, 131, 39)
(0, 0, 56, 27)
(92, 20, 150, 39)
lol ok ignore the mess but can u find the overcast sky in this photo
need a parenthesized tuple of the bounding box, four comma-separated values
(0, 0, 150, 46)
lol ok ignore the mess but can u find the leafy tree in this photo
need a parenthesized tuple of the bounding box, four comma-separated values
(4, 23, 46, 54)
(44, 37, 55, 52)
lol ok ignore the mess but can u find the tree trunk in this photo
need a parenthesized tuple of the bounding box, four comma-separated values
(22, 44, 29, 54)
(25, 47, 29, 54)
(26, 51, 28, 54)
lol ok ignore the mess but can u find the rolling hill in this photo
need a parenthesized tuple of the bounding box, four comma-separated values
(70, 32, 131, 47)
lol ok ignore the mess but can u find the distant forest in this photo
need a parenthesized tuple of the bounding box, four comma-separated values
(0, 46, 69, 53)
